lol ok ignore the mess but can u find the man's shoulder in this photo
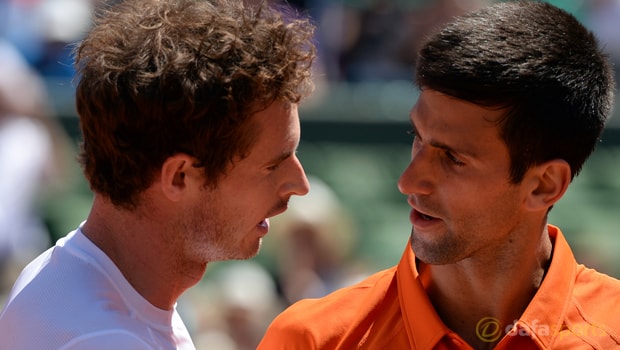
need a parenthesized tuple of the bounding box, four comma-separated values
(0, 278, 162, 350)
(258, 266, 398, 349)
(0, 242, 139, 348)
(570, 265, 620, 335)
(573, 264, 620, 302)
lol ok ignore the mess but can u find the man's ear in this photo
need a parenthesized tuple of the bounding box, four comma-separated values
(524, 159, 571, 211)
(159, 154, 198, 202)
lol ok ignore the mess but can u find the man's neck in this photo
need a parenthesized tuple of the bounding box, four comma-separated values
(81, 195, 206, 310)
(419, 226, 552, 349)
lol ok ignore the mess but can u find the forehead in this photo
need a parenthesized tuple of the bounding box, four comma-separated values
(412, 89, 504, 128)
(253, 102, 298, 140)
(411, 90, 506, 156)
(239, 101, 299, 159)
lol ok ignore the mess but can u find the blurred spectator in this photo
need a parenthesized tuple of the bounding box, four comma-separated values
(584, 0, 620, 78)
(265, 175, 369, 305)
(0, 0, 93, 78)
(0, 39, 74, 297)
(179, 261, 283, 350)
(339, 0, 416, 82)
(309, 0, 490, 82)
(0, 0, 45, 70)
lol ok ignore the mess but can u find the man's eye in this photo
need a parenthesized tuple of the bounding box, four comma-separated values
(266, 162, 281, 171)
(445, 151, 465, 166)
(407, 129, 417, 138)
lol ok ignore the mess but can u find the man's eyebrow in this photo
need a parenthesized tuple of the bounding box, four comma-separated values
(429, 139, 458, 153)
(411, 120, 475, 157)
(268, 150, 293, 165)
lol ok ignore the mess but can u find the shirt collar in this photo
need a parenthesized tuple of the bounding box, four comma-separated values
(395, 225, 576, 350)
(508, 225, 576, 348)
(396, 240, 452, 349)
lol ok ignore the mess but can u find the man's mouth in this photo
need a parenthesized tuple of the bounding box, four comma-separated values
(419, 212, 435, 221)
(414, 209, 439, 222)
(258, 219, 269, 229)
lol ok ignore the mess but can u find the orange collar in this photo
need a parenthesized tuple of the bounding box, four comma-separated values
(396, 225, 575, 349)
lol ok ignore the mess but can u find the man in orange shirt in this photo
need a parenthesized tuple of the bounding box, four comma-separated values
(258, 2, 620, 349)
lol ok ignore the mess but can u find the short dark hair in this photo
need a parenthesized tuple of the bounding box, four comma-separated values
(416, 1, 615, 183)
(74, 0, 316, 208)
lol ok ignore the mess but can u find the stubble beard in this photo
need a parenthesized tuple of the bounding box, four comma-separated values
(178, 198, 260, 265)
(410, 227, 464, 265)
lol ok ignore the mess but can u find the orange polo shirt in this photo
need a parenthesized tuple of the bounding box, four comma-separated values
(258, 225, 620, 349)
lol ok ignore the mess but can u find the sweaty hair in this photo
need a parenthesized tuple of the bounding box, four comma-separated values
(416, 1, 615, 183)
(75, 0, 316, 208)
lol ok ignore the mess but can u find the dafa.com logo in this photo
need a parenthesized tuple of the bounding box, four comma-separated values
(475, 317, 606, 343)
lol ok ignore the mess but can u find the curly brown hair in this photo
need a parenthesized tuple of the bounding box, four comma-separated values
(74, 0, 316, 209)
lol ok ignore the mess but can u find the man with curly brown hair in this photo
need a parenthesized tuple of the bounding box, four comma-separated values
(0, 0, 316, 348)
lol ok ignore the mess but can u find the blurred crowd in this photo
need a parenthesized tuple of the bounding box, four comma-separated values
(1, 0, 619, 349)
(3, 0, 619, 82)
